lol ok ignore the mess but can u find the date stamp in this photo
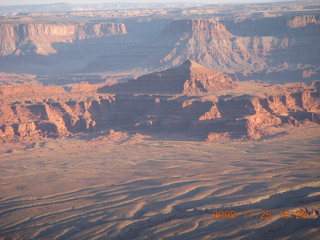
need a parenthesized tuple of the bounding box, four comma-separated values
(211, 209, 318, 220)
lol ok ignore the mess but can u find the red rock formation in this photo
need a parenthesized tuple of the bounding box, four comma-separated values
(151, 19, 289, 74)
(198, 104, 221, 121)
(0, 72, 38, 85)
(243, 89, 320, 138)
(0, 22, 127, 56)
(13, 122, 37, 137)
(287, 15, 320, 28)
(110, 17, 318, 80)
(312, 80, 320, 92)
(70, 82, 103, 93)
(206, 132, 229, 142)
(0, 84, 65, 98)
(182, 60, 237, 95)
(0, 94, 115, 142)
(100, 60, 237, 95)
(0, 125, 15, 140)
(0, 80, 319, 142)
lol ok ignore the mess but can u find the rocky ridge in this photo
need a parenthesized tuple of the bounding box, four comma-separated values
(84, 16, 320, 81)
(0, 64, 319, 143)
(152, 18, 319, 74)
(0, 90, 115, 142)
(0, 84, 65, 98)
(100, 60, 237, 95)
(0, 22, 127, 56)
(287, 15, 320, 28)
(0, 13, 319, 81)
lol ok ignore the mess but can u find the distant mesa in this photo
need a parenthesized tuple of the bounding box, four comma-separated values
(0, 22, 127, 56)
(99, 59, 237, 95)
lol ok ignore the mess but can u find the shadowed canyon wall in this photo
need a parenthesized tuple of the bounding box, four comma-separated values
(0, 22, 127, 56)
(84, 16, 320, 82)
(0, 14, 319, 81)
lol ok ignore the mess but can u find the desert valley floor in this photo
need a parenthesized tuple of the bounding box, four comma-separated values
(0, 127, 319, 240)
(1, 0, 320, 239)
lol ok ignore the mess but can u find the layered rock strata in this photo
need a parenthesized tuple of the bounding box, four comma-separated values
(1, 82, 319, 142)
(0, 22, 127, 56)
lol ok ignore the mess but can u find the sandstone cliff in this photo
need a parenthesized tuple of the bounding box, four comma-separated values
(84, 16, 319, 80)
(0, 94, 115, 142)
(0, 22, 127, 56)
(70, 82, 104, 93)
(287, 15, 320, 28)
(0, 14, 319, 80)
(100, 60, 237, 95)
(1, 80, 319, 142)
(150, 18, 315, 74)
(0, 84, 66, 98)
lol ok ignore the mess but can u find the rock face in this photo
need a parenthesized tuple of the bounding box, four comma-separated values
(85, 16, 320, 82)
(0, 84, 65, 98)
(182, 60, 237, 95)
(287, 15, 320, 28)
(0, 94, 115, 142)
(1, 80, 319, 142)
(206, 132, 229, 142)
(154, 19, 237, 71)
(100, 60, 237, 95)
(0, 72, 38, 85)
(70, 82, 104, 93)
(0, 12, 319, 80)
(149, 18, 320, 75)
(0, 22, 127, 56)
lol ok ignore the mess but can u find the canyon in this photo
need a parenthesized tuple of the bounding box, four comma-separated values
(1, 61, 319, 143)
(0, 1, 319, 82)
(0, 22, 127, 56)
(0, 1, 319, 240)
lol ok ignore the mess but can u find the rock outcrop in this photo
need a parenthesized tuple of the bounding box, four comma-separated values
(287, 15, 320, 28)
(0, 12, 319, 80)
(0, 22, 127, 56)
(0, 93, 116, 142)
(151, 18, 319, 75)
(1, 80, 319, 142)
(0, 84, 65, 98)
(70, 82, 104, 93)
(182, 60, 237, 95)
(100, 60, 237, 95)
(83, 15, 319, 82)
(0, 72, 38, 85)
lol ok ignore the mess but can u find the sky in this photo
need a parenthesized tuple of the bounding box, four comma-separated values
(0, 0, 294, 6)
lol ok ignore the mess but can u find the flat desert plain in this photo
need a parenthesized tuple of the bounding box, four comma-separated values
(0, 127, 319, 240)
